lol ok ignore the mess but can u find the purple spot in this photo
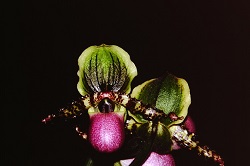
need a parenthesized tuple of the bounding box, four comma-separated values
(183, 116, 196, 133)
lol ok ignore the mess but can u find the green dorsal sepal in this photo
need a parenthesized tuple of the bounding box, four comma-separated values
(77, 44, 137, 96)
(131, 72, 191, 126)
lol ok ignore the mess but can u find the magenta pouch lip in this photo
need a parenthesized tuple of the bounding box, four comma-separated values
(119, 152, 175, 166)
(88, 112, 125, 153)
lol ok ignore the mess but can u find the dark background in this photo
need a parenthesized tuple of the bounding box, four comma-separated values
(4, 0, 249, 166)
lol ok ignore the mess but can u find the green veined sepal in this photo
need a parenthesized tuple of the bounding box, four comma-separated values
(131, 72, 191, 126)
(77, 44, 137, 96)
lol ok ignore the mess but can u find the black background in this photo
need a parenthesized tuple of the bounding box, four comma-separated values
(4, 0, 249, 166)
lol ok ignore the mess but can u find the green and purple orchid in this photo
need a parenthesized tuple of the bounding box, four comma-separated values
(43, 44, 224, 166)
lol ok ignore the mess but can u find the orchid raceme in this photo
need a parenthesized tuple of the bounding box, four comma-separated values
(43, 44, 224, 166)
